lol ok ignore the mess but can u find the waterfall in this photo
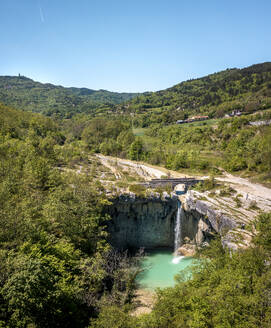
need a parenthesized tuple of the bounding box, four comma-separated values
(174, 200, 182, 252)
(172, 200, 184, 263)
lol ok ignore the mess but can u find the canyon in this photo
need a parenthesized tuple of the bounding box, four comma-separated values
(98, 155, 271, 253)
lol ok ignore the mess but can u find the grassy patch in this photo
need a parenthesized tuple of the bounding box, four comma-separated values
(128, 184, 146, 196)
(194, 176, 217, 192)
(133, 128, 146, 136)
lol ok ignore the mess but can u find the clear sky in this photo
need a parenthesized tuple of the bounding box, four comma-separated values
(0, 0, 271, 92)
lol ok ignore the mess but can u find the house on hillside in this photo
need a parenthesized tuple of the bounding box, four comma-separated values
(224, 110, 242, 118)
(176, 115, 209, 124)
(189, 115, 209, 121)
(176, 119, 185, 124)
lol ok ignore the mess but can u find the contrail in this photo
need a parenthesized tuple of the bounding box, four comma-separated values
(39, 3, 45, 23)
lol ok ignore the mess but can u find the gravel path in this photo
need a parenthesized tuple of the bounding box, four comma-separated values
(96, 154, 271, 206)
(217, 173, 271, 200)
(96, 154, 169, 179)
(96, 154, 193, 179)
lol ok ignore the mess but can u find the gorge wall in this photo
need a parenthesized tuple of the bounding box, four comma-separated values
(106, 194, 177, 250)
(106, 190, 243, 252)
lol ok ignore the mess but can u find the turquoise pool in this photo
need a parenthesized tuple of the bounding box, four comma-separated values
(137, 250, 194, 290)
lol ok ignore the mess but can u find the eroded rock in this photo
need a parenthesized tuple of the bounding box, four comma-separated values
(177, 244, 197, 256)
(106, 194, 177, 250)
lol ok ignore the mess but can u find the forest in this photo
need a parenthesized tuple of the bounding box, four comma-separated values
(124, 62, 271, 127)
(0, 104, 140, 327)
(0, 76, 139, 118)
(1, 63, 271, 123)
(1, 99, 271, 327)
(0, 62, 271, 327)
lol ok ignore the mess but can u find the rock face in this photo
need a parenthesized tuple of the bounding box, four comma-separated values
(106, 189, 253, 252)
(106, 193, 178, 250)
(177, 243, 197, 256)
(180, 190, 259, 251)
(181, 191, 238, 245)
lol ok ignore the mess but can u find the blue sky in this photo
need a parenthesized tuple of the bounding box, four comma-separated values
(0, 0, 271, 92)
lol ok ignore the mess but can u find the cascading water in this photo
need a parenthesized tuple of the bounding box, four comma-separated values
(172, 200, 184, 264)
(174, 200, 182, 252)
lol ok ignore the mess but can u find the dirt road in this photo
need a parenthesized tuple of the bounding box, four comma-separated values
(96, 154, 271, 208)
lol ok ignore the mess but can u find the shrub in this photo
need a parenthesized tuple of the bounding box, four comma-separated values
(128, 184, 146, 196)
(194, 176, 217, 192)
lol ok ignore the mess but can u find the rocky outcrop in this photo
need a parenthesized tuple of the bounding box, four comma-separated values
(177, 243, 197, 256)
(180, 190, 258, 251)
(249, 119, 271, 127)
(96, 154, 270, 252)
(221, 229, 253, 251)
(106, 193, 178, 250)
(106, 188, 261, 252)
(182, 190, 238, 239)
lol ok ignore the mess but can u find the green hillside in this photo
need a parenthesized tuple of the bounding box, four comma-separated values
(0, 102, 142, 327)
(1, 63, 271, 122)
(125, 62, 271, 127)
(0, 75, 139, 118)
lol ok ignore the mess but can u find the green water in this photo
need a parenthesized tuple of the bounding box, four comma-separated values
(137, 250, 194, 290)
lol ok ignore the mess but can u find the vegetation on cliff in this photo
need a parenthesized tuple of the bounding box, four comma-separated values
(0, 104, 140, 327)
(91, 213, 271, 328)
(1, 62, 271, 327)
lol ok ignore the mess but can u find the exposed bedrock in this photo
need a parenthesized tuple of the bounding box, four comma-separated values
(178, 190, 257, 253)
(181, 191, 238, 244)
(106, 190, 245, 252)
(106, 193, 178, 250)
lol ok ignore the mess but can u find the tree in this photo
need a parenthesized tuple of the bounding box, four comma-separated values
(128, 138, 143, 161)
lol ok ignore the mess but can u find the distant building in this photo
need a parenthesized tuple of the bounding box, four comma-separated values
(224, 110, 242, 118)
(176, 115, 209, 124)
(176, 119, 185, 124)
(190, 115, 209, 121)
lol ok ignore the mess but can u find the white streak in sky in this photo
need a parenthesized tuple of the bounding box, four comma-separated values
(39, 4, 45, 23)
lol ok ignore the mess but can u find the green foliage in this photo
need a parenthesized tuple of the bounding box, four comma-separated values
(126, 62, 271, 127)
(128, 138, 144, 161)
(81, 118, 134, 157)
(194, 176, 217, 192)
(234, 195, 242, 208)
(94, 213, 271, 328)
(0, 105, 140, 327)
(128, 184, 146, 196)
(89, 306, 137, 328)
(254, 212, 271, 251)
(0, 76, 139, 118)
(219, 185, 236, 197)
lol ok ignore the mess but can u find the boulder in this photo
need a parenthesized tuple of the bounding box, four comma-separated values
(177, 243, 197, 256)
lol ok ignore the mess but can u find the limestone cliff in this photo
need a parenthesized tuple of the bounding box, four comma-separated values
(106, 193, 178, 250)
(179, 190, 256, 252)
(106, 188, 262, 253)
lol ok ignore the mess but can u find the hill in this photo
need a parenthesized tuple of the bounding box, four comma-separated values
(0, 75, 139, 118)
(125, 62, 271, 127)
(1, 62, 271, 123)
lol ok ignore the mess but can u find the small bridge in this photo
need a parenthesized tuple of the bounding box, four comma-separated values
(147, 178, 202, 191)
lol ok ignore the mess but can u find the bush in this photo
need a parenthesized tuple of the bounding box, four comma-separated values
(219, 185, 236, 197)
(194, 176, 217, 192)
(128, 184, 146, 196)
